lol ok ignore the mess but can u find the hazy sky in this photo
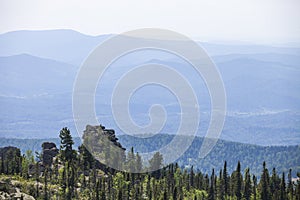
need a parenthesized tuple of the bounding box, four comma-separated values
(1, 0, 299, 44)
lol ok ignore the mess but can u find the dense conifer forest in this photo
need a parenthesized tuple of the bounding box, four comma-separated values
(1, 135, 299, 177)
(0, 126, 299, 200)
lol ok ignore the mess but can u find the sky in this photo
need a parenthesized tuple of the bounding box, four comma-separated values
(1, 0, 300, 45)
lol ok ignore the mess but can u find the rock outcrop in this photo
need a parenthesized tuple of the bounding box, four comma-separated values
(28, 163, 44, 176)
(84, 124, 126, 150)
(41, 142, 59, 166)
(0, 180, 35, 200)
(82, 124, 126, 173)
(28, 142, 58, 176)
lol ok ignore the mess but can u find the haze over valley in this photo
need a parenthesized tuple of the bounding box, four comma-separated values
(0, 30, 299, 146)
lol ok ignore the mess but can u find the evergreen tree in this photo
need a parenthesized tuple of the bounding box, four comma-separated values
(260, 161, 271, 200)
(59, 128, 76, 200)
(217, 169, 225, 200)
(234, 161, 242, 200)
(173, 186, 178, 200)
(244, 168, 251, 200)
(1, 130, 300, 200)
(78, 144, 95, 171)
(136, 152, 142, 173)
(126, 147, 135, 172)
(149, 152, 163, 178)
(190, 165, 195, 188)
(288, 169, 293, 199)
(208, 168, 215, 200)
(223, 161, 229, 196)
(270, 168, 280, 200)
(59, 127, 75, 162)
(253, 175, 257, 200)
(280, 172, 287, 200)
(1, 153, 4, 174)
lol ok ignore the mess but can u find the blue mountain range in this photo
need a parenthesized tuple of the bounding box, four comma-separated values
(0, 29, 299, 146)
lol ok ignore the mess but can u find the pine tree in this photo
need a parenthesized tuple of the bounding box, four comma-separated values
(223, 161, 229, 197)
(270, 168, 280, 200)
(280, 172, 287, 200)
(59, 127, 75, 162)
(288, 169, 293, 199)
(126, 147, 135, 172)
(253, 175, 257, 200)
(204, 174, 210, 192)
(59, 128, 76, 200)
(173, 186, 178, 200)
(59, 164, 66, 198)
(78, 144, 95, 171)
(260, 161, 271, 200)
(163, 186, 167, 200)
(136, 152, 142, 173)
(1, 153, 4, 174)
(149, 152, 163, 178)
(234, 161, 242, 200)
(218, 169, 225, 200)
(190, 165, 195, 188)
(244, 168, 251, 200)
(208, 168, 215, 200)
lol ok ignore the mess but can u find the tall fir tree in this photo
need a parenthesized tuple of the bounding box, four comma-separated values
(288, 169, 293, 199)
(223, 161, 229, 197)
(260, 161, 271, 200)
(234, 161, 242, 200)
(244, 168, 251, 200)
(253, 175, 257, 200)
(59, 127, 75, 162)
(280, 172, 287, 200)
(208, 168, 215, 200)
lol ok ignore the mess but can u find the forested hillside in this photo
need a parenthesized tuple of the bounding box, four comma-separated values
(0, 126, 299, 200)
(118, 134, 300, 177)
(1, 133, 299, 177)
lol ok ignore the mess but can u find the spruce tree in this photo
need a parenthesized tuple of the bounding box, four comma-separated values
(253, 175, 257, 200)
(190, 165, 195, 188)
(59, 127, 76, 199)
(208, 169, 215, 200)
(244, 168, 251, 200)
(234, 161, 242, 200)
(149, 152, 163, 178)
(223, 161, 229, 196)
(59, 127, 75, 162)
(218, 169, 225, 200)
(173, 186, 178, 200)
(260, 161, 271, 200)
(270, 168, 280, 200)
(136, 152, 142, 172)
(1, 153, 4, 174)
(288, 169, 293, 199)
(280, 172, 287, 200)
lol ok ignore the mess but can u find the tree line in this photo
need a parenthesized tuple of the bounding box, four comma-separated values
(0, 127, 299, 200)
(1, 133, 299, 177)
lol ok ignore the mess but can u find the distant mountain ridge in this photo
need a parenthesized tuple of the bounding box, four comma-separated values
(1, 29, 299, 66)
(0, 29, 299, 145)
(0, 29, 111, 65)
